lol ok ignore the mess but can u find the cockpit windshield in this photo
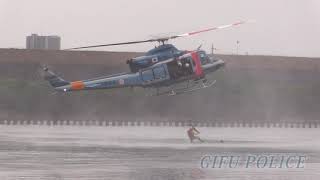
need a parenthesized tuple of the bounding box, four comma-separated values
(199, 51, 211, 65)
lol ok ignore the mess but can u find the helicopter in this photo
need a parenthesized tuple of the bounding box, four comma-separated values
(44, 21, 249, 96)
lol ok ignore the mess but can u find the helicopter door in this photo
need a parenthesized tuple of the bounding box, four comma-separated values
(141, 69, 154, 82)
(141, 65, 167, 83)
(153, 65, 166, 80)
(191, 51, 204, 78)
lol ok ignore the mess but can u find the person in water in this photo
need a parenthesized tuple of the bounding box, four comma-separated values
(187, 126, 204, 143)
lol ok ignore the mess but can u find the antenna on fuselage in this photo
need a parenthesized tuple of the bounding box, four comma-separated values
(211, 43, 214, 55)
(197, 44, 202, 50)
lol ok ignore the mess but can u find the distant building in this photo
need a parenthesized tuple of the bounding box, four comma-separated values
(26, 34, 61, 50)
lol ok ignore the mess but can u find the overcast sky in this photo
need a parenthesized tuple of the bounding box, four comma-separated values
(1, 0, 320, 57)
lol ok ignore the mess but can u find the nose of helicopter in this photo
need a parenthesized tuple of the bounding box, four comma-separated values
(216, 59, 225, 69)
(202, 58, 225, 74)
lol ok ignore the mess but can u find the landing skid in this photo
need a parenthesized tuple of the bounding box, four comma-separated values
(147, 80, 216, 96)
(168, 80, 216, 96)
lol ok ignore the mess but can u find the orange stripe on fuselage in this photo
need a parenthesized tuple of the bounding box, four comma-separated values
(71, 81, 85, 90)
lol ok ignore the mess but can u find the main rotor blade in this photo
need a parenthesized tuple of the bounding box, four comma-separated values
(172, 20, 251, 39)
(65, 39, 155, 50)
(65, 20, 252, 50)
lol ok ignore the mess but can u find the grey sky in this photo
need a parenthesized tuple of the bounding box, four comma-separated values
(1, 0, 320, 57)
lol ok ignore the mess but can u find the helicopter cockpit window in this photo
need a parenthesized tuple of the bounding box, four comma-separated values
(199, 52, 210, 65)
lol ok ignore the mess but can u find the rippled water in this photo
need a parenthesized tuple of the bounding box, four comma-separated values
(0, 126, 319, 179)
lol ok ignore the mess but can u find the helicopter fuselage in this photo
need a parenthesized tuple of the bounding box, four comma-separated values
(47, 44, 225, 93)
(45, 20, 249, 95)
